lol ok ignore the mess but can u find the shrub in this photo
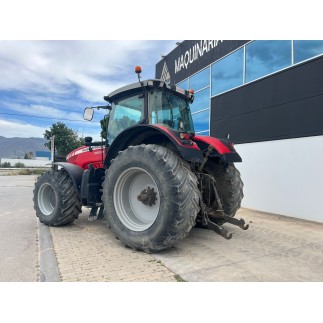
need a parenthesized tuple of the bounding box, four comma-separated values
(14, 162, 25, 168)
(17, 169, 47, 176)
(1, 162, 11, 168)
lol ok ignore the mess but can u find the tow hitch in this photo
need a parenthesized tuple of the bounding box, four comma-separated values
(197, 172, 249, 239)
(207, 219, 233, 240)
(207, 212, 249, 239)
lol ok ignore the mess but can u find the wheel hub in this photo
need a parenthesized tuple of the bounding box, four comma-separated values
(113, 167, 160, 231)
(137, 186, 157, 206)
(38, 182, 56, 216)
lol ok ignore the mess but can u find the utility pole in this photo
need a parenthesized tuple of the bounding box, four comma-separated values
(50, 136, 58, 170)
(50, 136, 55, 163)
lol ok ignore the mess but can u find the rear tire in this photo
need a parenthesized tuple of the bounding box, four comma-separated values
(204, 161, 244, 220)
(103, 144, 200, 253)
(33, 170, 82, 226)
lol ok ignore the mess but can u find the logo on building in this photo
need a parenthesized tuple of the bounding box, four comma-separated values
(160, 62, 171, 82)
(175, 40, 223, 74)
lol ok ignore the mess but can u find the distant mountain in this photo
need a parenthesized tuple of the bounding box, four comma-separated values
(0, 136, 48, 159)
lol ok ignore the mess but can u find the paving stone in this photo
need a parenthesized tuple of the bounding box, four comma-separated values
(49, 209, 177, 282)
(49, 207, 323, 282)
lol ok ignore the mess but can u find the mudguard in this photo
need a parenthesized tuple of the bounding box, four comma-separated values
(105, 124, 204, 167)
(52, 162, 84, 191)
(193, 135, 242, 163)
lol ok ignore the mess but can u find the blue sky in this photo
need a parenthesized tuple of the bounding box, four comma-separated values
(0, 40, 177, 139)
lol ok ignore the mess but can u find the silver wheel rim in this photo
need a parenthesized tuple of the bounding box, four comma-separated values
(38, 183, 56, 216)
(113, 167, 160, 231)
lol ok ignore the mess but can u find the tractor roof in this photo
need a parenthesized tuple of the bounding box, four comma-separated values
(104, 79, 193, 103)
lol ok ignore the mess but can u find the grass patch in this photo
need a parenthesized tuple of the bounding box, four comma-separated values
(14, 168, 48, 176)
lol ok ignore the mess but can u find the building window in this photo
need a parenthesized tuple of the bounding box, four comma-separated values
(192, 109, 209, 133)
(294, 40, 323, 64)
(177, 78, 188, 90)
(189, 67, 210, 91)
(245, 40, 291, 83)
(190, 87, 210, 114)
(211, 48, 244, 96)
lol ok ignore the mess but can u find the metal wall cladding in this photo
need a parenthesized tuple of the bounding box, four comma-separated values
(210, 56, 323, 144)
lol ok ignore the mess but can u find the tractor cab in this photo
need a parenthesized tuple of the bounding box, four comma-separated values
(84, 77, 195, 146)
(82, 66, 242, 170)
(105, 80, 195, 144)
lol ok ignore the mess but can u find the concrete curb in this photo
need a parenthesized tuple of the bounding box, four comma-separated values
(38, 220, 61, 282)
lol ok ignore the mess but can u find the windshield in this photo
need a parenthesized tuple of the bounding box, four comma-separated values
(107, 94, 144, 143)
(149, 91, 195, 133)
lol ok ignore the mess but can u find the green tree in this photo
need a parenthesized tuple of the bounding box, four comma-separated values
(24, 151, 34, 159)
(44, 122, 84, 157)
(100, 115, 109, 139)
(14, 162, 25, 168)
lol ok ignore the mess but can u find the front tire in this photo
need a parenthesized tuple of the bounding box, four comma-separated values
(33, 170, 82, 226)
(103, 144, 200, 253)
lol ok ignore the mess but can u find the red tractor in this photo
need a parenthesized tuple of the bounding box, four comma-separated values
(33, 67, 247, 253)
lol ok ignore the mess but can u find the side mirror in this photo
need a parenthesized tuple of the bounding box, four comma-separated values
(84, 107, 94, 121)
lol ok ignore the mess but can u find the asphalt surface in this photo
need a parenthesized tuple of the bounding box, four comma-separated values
(1, 175, 323, 282)
(0, 176, 38, 281)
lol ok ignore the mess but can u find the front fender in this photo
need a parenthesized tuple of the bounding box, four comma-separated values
(52, 162, 84, 191)
(105, 124, 204, 167)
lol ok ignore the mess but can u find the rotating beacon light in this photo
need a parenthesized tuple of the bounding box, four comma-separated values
(188, 89, 195, 103)
(135, 65, 142, 82)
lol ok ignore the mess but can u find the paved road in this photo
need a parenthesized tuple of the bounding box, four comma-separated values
(1, 175, 323, 282)
(50, 202, 323, 282)
(53, 207, 323, 282)
(0, 176, 38, 281)
(154, 208, 323, 281)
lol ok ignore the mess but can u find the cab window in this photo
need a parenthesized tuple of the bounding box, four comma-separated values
(108, 95, 144, 142)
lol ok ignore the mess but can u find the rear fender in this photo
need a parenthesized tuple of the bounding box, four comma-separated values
(193, 135, 242, 163)
(105, 124, 204, 167)
(52, 162, 84, 191)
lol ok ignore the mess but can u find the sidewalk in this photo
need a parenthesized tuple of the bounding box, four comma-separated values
(48, 209, 178, 282)
(47, 207, 323, 282)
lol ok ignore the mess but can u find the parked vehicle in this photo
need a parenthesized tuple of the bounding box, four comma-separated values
(33, 67, 247, 253)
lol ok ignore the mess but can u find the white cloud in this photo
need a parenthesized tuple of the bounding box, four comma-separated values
(0, 117, 103, 141)
(4, 102, 84, 121)
(0, 40, 175, 101)
(0, 40, 177, 138)
(0, 119, 49, 138)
